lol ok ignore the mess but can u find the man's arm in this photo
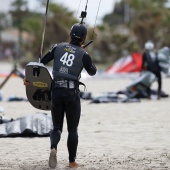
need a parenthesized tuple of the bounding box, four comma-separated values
(40, 44, 57, 64)
(23, 45, 57, 85)
(82, 52, 97, 76)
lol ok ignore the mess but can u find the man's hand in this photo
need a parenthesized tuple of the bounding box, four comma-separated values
(23, 78, 30, 86)
(81, 45, 85, 49)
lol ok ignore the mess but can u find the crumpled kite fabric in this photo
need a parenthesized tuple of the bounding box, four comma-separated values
(0, 113, 52, 137)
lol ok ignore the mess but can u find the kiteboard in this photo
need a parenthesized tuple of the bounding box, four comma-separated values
(25, 62, 53, 110)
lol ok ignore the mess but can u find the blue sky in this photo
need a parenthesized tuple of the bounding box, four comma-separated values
(0, 0, 120, 26)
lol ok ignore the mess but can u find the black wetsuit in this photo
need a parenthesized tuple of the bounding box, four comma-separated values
(141, 50, 162, 97)
(41, 40, 97, 162)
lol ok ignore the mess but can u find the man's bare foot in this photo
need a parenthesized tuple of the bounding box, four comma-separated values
(69, 162, 79, 168)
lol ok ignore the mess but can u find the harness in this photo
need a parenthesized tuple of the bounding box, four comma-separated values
(52, 78, 86, 91)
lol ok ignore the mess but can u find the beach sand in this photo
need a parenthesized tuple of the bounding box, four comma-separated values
(0, 61, 170, 170)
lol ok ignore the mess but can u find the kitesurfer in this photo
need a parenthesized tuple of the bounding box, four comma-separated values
(141, 40, 162, 99)
(24, 23, 97, 169)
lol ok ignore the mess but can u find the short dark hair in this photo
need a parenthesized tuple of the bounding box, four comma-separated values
(70, 37, 83, 46)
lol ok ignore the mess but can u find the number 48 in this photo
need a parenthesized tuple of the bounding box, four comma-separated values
(60, 52, 75, 67)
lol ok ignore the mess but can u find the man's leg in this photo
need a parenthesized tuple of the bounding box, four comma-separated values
(65, 91, 81, 168)
(49, 89, 65, 168)
(156, 72, 162, 99)
(146, 86, 151, 99)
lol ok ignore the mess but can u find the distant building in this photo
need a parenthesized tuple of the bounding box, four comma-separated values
(2, 27, 31, 43)
(0, 28, 32, 60)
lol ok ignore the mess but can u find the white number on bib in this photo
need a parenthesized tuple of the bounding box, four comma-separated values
(60, 52, 75, 67)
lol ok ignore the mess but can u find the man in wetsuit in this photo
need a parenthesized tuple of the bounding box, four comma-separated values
(40, 23, 97, 169)
(141, 41, 162, 99)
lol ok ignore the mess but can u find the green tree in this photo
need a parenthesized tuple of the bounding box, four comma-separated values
(100, 0, 170, 63)
(44, 2, 78, 50)
(18, 1, 79, 64)
(0, 12, 9, 44)
(103, 1, 125, 26)
(125, 0, 170, 49)
(10, 0, 29, 59)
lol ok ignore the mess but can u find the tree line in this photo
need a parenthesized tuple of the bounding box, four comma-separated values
(0, 0, 170, 68)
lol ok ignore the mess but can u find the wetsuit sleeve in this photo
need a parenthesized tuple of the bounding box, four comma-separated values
(82, 52, 97, 76)
(40, 45, 57, 65)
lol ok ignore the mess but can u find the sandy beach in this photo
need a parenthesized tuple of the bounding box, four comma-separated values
(0, 61, 170, 170)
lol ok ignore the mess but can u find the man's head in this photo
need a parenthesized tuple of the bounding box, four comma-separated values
(70, 23, 87, 43)
(144, 40, 154, 50)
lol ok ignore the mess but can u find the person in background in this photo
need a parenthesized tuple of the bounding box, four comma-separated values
(24, 23, 97, 169)
(141, 40, 162, 99)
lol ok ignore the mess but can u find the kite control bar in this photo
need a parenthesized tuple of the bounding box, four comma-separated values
(83, 40, 93, 48)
